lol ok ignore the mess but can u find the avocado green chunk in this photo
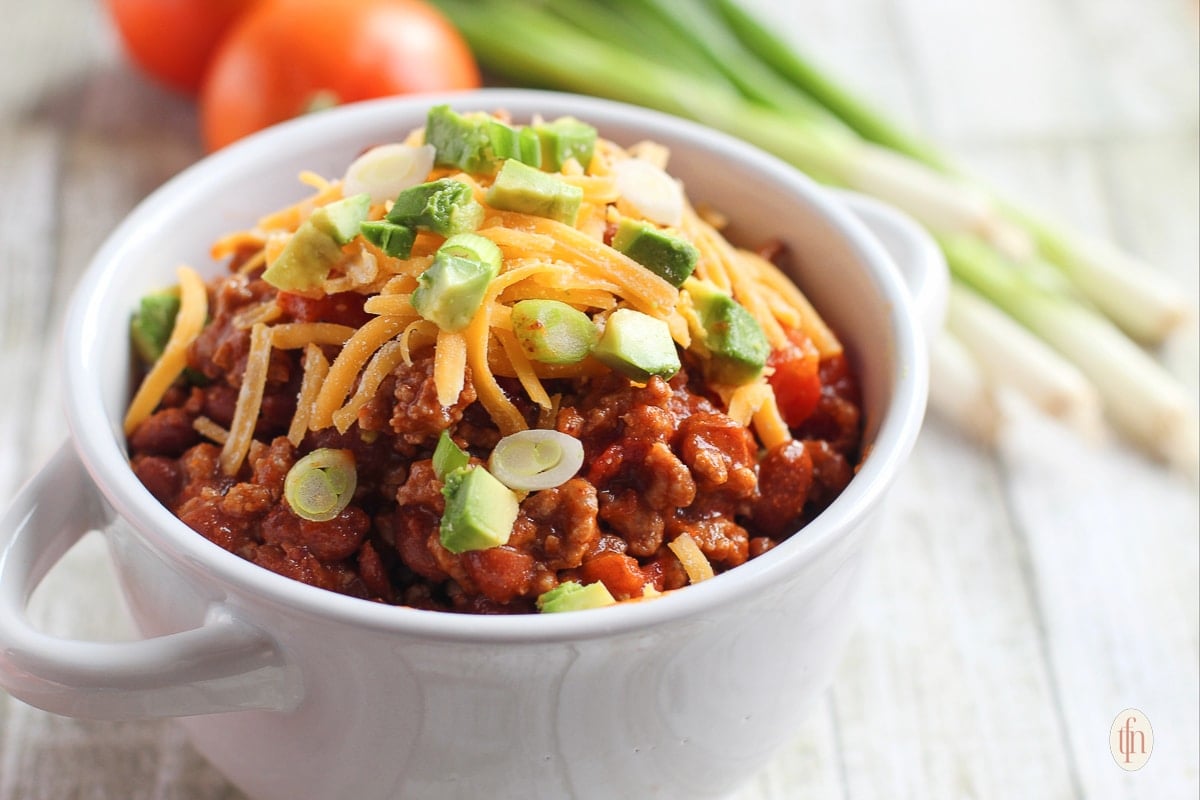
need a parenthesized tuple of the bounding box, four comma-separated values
(130, 290, 181, 364)
(310, 193, 371, 245)
(425, 105, 520, 174)
(537, 580, 616, 613)
(533, 117, 598, 172)
(685, 278, 770, 385)
(262, 222, 344, 291)
(485, 159, 583, 225)
(592, 308, 681, 382)
(510, 299, 598, 364)
(360, 220, 416, 258)
(411, 237, 503, 332)
(387, 178, 484, 237)
(261, 194, 371, 290)
(439, 465, 519, 554)
(432, 430, 470, 480)
(611, 218, 699, 287)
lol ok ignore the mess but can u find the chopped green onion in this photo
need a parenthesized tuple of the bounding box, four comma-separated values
(438, 232, 503, 273)
(342, 143, 436, 204)
(488, 429, 585, 492)
(284, 448, 357, 522)
(510, 299, 599, 364)
(611, 157, 684, 227)
(429, 0, 1196, 469)
(432, 430, 470, 479)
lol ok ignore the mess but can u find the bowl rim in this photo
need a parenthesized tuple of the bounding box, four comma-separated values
(64, 88, 927, 644)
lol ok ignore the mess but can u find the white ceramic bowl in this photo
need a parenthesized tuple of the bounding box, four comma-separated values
(0, 89, 942, 800)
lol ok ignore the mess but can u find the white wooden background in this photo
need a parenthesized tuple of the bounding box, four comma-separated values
(1, 1, 1196, 798)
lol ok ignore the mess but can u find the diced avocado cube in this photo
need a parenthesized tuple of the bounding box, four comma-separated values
(262, 194, 372, 291)
(485, 159, 583, 225)
(130, 290, 181, 364)
(432, 430, 470, 480)
(611, 218, 699, 287)
(537, 580, 616, 613)
(262, 221, 345, 291)
(592, 308, 680, 382)
(387, 178, 484, 237)
(439, 465, 519, 554)
(309, 193, 371, 245)
(425, 105, 518, 175)
(410, 237, 502, 332)
(685, 279, 770, 385)
(533, 117, 598, 172)
(510, 299, 598, 364)
(359, 220, 416, 258)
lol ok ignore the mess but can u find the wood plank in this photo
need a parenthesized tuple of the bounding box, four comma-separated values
(830, 422, 1077, 799)
(0, 127, 60, 502)
(998, 407, 1198, 800)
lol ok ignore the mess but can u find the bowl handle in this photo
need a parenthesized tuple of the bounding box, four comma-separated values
(834, 189, 949, 343)
(0, 443, 302, 720)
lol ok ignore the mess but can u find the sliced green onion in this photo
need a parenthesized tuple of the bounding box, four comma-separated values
(611, 157, 684, 227)
(510, 299, 599, 364)
(488, 429, 584, 492)
(438, 232, 503, 273)
(284, 448, 357, 522)
(343, 143, 436, 204)
(432, 430, 470, 479)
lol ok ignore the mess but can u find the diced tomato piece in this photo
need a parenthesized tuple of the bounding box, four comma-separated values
(767, 328, 822, 427)
(277, 291, 372, 327)
(579, 551, 647, 601)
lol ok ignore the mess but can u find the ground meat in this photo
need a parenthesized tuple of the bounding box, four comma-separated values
(390, 354, 477, 447)
(129, 266, 864, 613)
(131, 455, 182, 506)
(667, 513, 750, 570)
(753, 440, 814, 538)
(260, 505, 371, 562)
(676, 413, 758, 500)
(128, 407, 199, 457)
(509, 478, 600, 570)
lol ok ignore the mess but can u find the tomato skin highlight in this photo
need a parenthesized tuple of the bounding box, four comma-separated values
(106, 0, 254, 95)
(200, 0, 481, 152)
(767, 328, 823, 428)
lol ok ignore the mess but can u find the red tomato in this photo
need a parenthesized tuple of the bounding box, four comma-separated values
(767, 328, 822, 428)
(200, 0, 481, 151)
(106, 0, 255, 95)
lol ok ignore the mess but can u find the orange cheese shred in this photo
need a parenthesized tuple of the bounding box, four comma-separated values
(311, 315, 409, 429)
(288, 343, 329, 446)
(331, 341, 408, 434)
(123, 265, 209, 436)
(433, 330, 468, 408)
(219, 322, 273, 475)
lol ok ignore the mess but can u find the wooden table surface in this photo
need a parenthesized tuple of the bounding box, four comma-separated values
(1, 1, 1196, 798)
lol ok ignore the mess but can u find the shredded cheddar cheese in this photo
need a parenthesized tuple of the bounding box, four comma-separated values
(219, 322, 273, 475)
(124, 265, 208, 436)
(668, 533, 714, 584)
(129, 122, 846, 490)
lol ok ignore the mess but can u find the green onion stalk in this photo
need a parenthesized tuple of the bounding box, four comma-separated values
(430, 0, 1197, 468)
